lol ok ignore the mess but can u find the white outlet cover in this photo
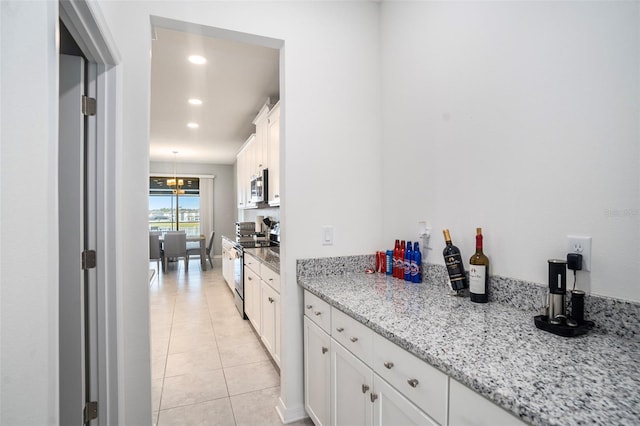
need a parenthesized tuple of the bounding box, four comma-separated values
(567, 235, 592, 271)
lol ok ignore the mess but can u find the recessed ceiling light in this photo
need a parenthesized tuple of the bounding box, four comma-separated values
(188, 98, 203, 105)
(188, 55, 206, 65)
(187, 122, 199, 129)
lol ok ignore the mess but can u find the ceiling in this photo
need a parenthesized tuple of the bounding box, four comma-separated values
(149, 27, 280, 165)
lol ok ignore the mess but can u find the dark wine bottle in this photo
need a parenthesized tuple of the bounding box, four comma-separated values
(442, 229, 467, 291)
(469, 227, 489, 303)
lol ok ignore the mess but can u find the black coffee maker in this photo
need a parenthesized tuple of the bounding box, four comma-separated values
(534, 259, 594, 337)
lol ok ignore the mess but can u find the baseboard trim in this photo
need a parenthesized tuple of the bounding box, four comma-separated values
(275, 397, 308, 424)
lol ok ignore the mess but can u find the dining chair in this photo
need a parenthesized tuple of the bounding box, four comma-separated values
(186, 231, 215, 270)
(149, 232, 162, 271)
(163, 231, 188, 272)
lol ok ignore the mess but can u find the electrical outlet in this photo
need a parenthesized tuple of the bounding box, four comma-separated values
(567, 235, 592, 271)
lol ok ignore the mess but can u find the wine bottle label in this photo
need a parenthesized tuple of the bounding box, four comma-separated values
(445, 254, 465, 280)
(469, 265, 486, 294)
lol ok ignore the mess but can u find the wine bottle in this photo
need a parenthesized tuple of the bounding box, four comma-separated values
(469, 227, 489, 303)
(442, 229, 467, 291)
(404, 241, 412, 281)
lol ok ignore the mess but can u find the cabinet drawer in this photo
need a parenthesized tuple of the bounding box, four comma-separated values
(261, 264, 280, 292)
(372, 333, 448, 425)
(304, 290, 331, 333)
(244, 253, 259, 273)
(331, 308, 373, 365)
(449, 378, 526, 426)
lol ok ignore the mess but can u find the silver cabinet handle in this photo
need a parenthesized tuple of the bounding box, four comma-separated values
(306, 305, 313, 310)
(322, 347, 328, 354)
(336, 327, 344, 332)
(268, 297, 274, 303)
(384, 361, 394, 369)
(314, 311, 322, 316)
(370, 393, 378, 403)
(407, 379, 419, 388)
(269, 278, 273, 281)
(362, 384, 369, 394)
(350, 337, 359, 343)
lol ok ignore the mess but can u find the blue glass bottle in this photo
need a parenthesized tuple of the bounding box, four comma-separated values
(404, 241, 412, 281)
(411, 241, 422, 283)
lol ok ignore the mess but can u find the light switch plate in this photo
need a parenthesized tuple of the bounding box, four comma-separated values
(567, 235, 592, 271)
(322, 226, 334, 246)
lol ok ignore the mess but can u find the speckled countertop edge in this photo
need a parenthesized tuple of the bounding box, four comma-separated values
(243, 247, 280, 274)
(298, 272, 640, 426)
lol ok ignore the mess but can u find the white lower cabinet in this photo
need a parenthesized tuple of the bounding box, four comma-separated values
(303, 289, 529, 426)
(244, 266, 261, 333)
(372, 375, 438, 426)
(261, 280, 280, 366)
(304, 317, 331, 426)
(331, 340, 373, 426)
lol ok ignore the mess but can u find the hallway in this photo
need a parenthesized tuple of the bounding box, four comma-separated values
(150, 259, 300, 425)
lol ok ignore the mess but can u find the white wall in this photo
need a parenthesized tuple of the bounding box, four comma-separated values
(150, 161, 235, 255)
(0, 1, 60, 423)
(99, 0, 382, 422)
(380, 1, 640, 302)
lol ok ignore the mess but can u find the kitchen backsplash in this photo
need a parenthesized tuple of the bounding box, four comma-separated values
(297, 255, 640, 339)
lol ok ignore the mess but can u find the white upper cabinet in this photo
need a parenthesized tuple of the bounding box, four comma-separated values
(267, 101, 280, 206)
(236, 99, 280, 209)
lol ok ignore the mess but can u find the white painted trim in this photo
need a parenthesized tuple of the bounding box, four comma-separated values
(276, 397, 309, 425)
(149, 172, 216, 179)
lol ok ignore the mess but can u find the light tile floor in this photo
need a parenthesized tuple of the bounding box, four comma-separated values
(150, 258, 310, 426)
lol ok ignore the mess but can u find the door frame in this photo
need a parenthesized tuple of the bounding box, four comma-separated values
(59, 0, 120, 423)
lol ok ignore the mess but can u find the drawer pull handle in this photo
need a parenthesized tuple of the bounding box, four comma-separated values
(306, 305, 313, 309)
(407, 378, 419, 388)
(362, 384, 369, 394)
(350, 337, 359, 343)
(268, 297, 274, 303)
(314, 311, 322, 316)
(384, 361, 394, 369)
(370, 393, 378, 403)
(336, 327, 344, 332)
(322, 347, 328, 354)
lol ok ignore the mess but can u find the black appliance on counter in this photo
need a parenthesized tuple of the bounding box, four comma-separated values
(534, 258, 594, 337)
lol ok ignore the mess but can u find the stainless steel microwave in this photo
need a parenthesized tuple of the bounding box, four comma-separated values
(250, 169, 269, 204)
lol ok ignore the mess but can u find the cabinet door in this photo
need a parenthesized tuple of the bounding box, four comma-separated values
(331, 340, 373, 426)
(267, 102, 280, 205)
(372, 375, 438, 426)
(261, 281, 280, 365)
(304, 317, 331, 426)
(244, 267, 260, 333)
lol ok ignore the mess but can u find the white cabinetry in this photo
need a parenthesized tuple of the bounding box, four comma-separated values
(222, 242, 235, 292)
(236, 134, 254, 209)
(244, 254, 280, 367)
(302, 290, 525, 426)
(243, 258, 261, 333)
(449, 379, 526, 426)
(235, 99, 280, 210)
(261, 280, 280, 366)
(303, 290, 442, 426)
(252, 103, 270, 173)
(303, 316, 331, 426)
(267, 101, 280, 205)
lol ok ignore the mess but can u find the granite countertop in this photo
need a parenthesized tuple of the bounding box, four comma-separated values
(298, 272, 640, 426)
(243, 247, 280, 274)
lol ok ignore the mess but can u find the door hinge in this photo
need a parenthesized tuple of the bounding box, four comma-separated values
(83, 401, 98, 423)
(82, 96, 97, 116)
(82, 250, 97, 270)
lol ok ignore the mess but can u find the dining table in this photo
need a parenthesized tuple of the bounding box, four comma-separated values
(158, 233, 207, 271)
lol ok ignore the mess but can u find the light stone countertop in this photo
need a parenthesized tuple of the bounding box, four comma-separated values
(298, 272, 640, 426)
(243, 247, 280, 274)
